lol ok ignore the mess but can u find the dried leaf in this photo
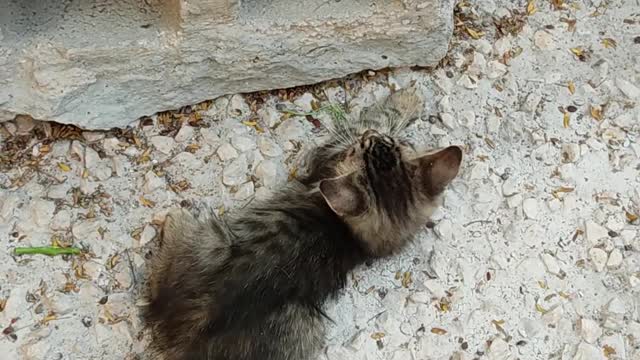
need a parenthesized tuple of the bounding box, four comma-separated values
(242, 120, 264, 133)
(560, 17, 577, 32)
(57, 162, 71, 172)
(41, 313, 57, 324)
(527, 0, 537, 15)
(82, 168, 89, 179)
(139, 196, 156, 208)
(570, 47, 583, 57)
(401, 272, 412, 288)
(537, 280, 548, 289)
(601, 38, 617, 49)
(371, 332, 385, 340)
(466, 27, 483, 39)
(552, 186, 575, 198)
(185, 143, 200, 153)
(563, 112, 570, 128)
(535, 303, 548, 314)
(0, 298, 6, 312)
(108, 254, 120, 270)
(430, 327, 448, 335)
(590, 105, 603, 121)
(626, 211, 639, 223)
(288, 167, 298, 181)
(567, 81, 576, 94)
(550, 0, 565, 10)
(603, 345, 616, 358)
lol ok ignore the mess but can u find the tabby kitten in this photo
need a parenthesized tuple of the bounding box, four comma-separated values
(144, 86, 463, 360)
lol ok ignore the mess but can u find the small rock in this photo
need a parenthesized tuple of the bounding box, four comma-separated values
(102, 138, 121, 156)
(541, 253, 562, 276)
(258, 107, 281, 128)
(434, 219, 453, 240)
(85, 147, 112, 181)
(585, 221, 609, 245)
(257, 137, 283, 158)
(114, 268, 133, 289)
(522, 92, 542, 113)
(578, 318, 602, 344)
(31, 200, 56, 227)
(293, 93, 316, 112)
(82, 131, 105, 143)
(616, 78, 640, 99)
(50, 210, 71, 230)
(229, 94, 250, 117)
(423, 279, 446, 299)
(487, 337, 514, 360)
(200, 127, 220, 146)
(438, 96, 452, 113)
(474, 38, 493, 54)
(231, 136, 257, 153)
(234, 182, 255, 201)
(573, 342, 604, 360)
(255, 160, 279, 188)
(502, 178, 519, 197)
(216, 143, 239, 161)
(46, 184, 69, 199)
(606, 248, 623, 269)
(533, 31, 555, 50)
(561, 143, 581, 163)
(276, 119, 306, 143)
(457, 74, 478, 89)
(72, 221, 101, 242)
(14, 114, 35, 135)
(174, 125, 195, 143)
(486, 61, 508, 79)
(460, 110, 476, 128)
(139, 225, 156, 247)
(143, 171, 165, 194)
(151, 136, 176, 155)
(440, 113, 457, 130)
(222, 155, 248, 186)
(522, 198, 539, 219)
(589, 247, 608, 272)
(520, 318, 544, 339)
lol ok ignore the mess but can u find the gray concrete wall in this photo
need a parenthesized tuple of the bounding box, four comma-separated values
(0, 0, 454, 129)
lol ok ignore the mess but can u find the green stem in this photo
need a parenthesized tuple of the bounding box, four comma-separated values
(14, 246, 81, 257)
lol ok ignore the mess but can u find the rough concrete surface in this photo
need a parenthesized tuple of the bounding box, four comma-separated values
(1, 0, 640, 359)
(0, 0, 453, 129)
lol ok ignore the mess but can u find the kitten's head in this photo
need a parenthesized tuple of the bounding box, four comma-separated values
(317, 89, 462, 256)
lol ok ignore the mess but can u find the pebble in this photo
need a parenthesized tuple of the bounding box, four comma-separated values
(229, 94, 250, 117)
(257, 137, 283, 158)
(85, 147, 112, 181)
(440, 113, 457, 130)
(457, 74, 478, 89)
(72, 221, 101, 243)
(522, 198, 539, 220)
(14, 114, 35, 135)
(486, 61, 508, 79)
(31, 199, 56, 227)
(174, 125, 195, 143)
(50, 210, 71, 230)
(200, 127, 220, 146)
(143, 171, 165, 194)
(541, 253, 562, 276)
(573, 342, 604, 360)
(585, 221, 609, 245)
(533, 30, 555, 50)
(102, 137, 121, 156)
(487, 337, 513, 360)
(234, 181, 255, 200)
(139, 225, 156, 247)
(276, 119, 306, 143)
(606, 248, 623, 269)
(151, 136, 176, 155)
(231, 136, 257, 153)
(217, 143, 239, 161)
(255, 160, 279, 188)
(434, 219, 453, 240)
(258, 107, 281, 128)
(222, 155, 248, 186)
(589, 248, 608, 272)
(578, 318, 602, 344)
(502, 178, 519, 197)
(293, 93, 316, 112)
(616, 78, 640, 99)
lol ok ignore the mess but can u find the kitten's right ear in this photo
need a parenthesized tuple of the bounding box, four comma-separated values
(412, 146, 463, 196)
(319, 173, 368, 217)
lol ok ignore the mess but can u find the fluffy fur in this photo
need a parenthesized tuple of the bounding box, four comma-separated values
(144, 86, 463, 360)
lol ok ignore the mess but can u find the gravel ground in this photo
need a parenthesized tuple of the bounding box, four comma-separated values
(1, 1, 640, 359)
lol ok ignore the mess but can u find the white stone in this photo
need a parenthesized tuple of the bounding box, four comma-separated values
(217, 143, 239, 161)
(222, 155, 248, 186)
(502, 178, 519, 197)
(231, 136, 257, 153)
(151, 136, 176, 155)
(494, 36, 512, 56)
(50, 210, 71, 230)
(585, 221, 609, 245)
(533, 31, 555, 50)
(174, 126, 195, 143)
(486, 61, 508, 79)
(520, 318, 544, 338)
(255, 160, 280, 188)
(468, 162, 489, 180)
(507, 193, 523, 208)
(541, 253, 562, 276)
(72, 221, 101, 242)
(475, 38, 493, 54)
(440, 112, 457, 130)
(573, 342, 605, 360)
(82, 131, 105, 143)
(522, 198, 539, 219)
(85, 147, 112, 181)
(616, 78, 640, 99)
(438, 96, 451, 113)
(31, 199, 56, 227)
(522, 92, 542, 113)
(423, 279, 447, 299)
(259, 107, 281, 129)
(487, 338, 514, 360)
(408, 291, 430, 304)
(200, 128, 220, 146)
(589, 248, 608, 272)
(578, 318, 602, 344)
(601, 334, 626, 360)
(139, 225, 156, 247)
(234, 182, 255, 201)
(434, 219, 453, 240)
(46, 184, 69, 200)
(457, 74, 478, 89)
(606, 248, 623, 269)
(294, 93, 316, 112)
(276, 119, 307, 143)
(561, 143, 581, 163)
(460, 110, 476, 128)
(257, 137, 283, 158)
(143, 171, 165, 194)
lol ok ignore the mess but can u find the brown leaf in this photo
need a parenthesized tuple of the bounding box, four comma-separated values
(430, 327, 448, 335)
(603, 344, 616, 358)
(57, 162, 71, 172)
(626, 211, 639, 223)
(0, 298, 6, 312)
(563, 112, 570, 128)
(601, 38, 618, 49)
(371, 332, 385, 340)
(466, 27, 483, 39)
(567, 81, 576, 95)
(527, 0, 537, 15)
(139, 196, 156, 208)
(590, 105, 603, 121)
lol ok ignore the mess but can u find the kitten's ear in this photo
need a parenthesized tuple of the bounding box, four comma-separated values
(412, 146, 463, 196)
(319, 173, 369, 217)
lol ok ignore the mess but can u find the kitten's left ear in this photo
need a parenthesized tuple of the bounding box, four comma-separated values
(411, 146, 463, 196)
(319, 173, 369, 217)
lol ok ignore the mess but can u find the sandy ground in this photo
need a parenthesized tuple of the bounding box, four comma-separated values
(1, 0, 640, 359)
